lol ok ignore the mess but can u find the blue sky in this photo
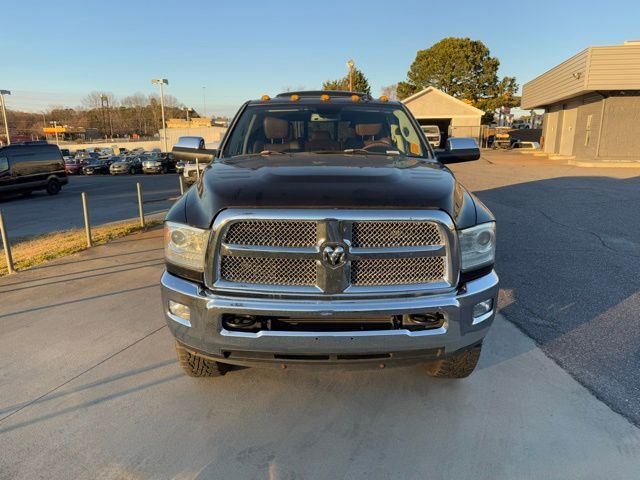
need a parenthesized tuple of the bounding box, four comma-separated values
(2, 0, 640, 116)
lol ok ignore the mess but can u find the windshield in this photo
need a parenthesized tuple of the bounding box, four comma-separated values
(222, 103, 429, 158)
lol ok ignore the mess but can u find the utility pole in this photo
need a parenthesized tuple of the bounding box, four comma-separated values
(346, 60, 355, 92)
(0, 89, 11, 145)
(151, 78, 169, 152)
(202, 86, 206, 117)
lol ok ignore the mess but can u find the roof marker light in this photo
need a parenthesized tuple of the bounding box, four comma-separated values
(321, 94, 330, 102)
(379, 95, 389, 102)
(351, 95, 360, 102)
(261, 95, 271, 101)
(291, 94, 300, 101)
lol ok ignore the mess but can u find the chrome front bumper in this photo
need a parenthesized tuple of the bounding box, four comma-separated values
(160, 270, 499, 367)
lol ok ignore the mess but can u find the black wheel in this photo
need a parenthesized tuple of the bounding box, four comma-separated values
(46, 179, 61, 195)
(129, 167, 136, 175)
(162, 165, 168, 174)
(424, 344, 482, 379)
(175, 341, 228, 377)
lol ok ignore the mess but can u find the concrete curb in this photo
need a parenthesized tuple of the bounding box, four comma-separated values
(568, 159, 640, 168)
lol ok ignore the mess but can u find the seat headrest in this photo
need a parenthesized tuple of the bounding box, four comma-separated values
(264, 117, 289, 140)
(355, 123, 382, 136)
(310, 130, 332, 140)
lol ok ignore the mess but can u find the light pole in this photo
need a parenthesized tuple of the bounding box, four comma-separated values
(100, 94, 114, 139)
(202, 86, 206, 117)
(0, 89, 11, 146)
(183, 107, 193, 123)
(346, 60, 355, 92)
(151, 78, 169, 152)
(49, 121, 60, 145)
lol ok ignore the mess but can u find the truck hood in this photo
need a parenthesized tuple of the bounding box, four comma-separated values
(177, 153, 481, 229)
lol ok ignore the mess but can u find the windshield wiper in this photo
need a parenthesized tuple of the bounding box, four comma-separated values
(259, 150, 287, 155)
(343, 148, 401, 156)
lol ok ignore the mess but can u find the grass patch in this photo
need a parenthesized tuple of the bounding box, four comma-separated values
(0, 219, 163, 276)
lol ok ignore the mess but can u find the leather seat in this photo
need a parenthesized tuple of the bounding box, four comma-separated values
(345, 123, 392, 149)
(305, 130, 340, 152)
(253, 117, 301, 153)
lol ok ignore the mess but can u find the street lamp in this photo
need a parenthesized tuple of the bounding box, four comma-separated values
(0, 89, 11, 146)
(346, 60, 355, 92)
(151, 78, 169, 152)
(49, 120, 60, 145)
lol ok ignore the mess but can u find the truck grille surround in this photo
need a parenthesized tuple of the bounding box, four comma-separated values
(207, 210, 457, 297)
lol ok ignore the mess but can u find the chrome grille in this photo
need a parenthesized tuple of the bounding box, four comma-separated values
(352, 221, 442, 247)
(212, 210, 453, 294)
(351, 257, 446, 286)
(220, 257, 316, 286)
(225, 220, 317, 247)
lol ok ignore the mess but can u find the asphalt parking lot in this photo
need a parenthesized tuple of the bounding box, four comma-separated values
(1, 151, 640, 479)
(449, 151, 640, 426)
(0, 173, 181, 239)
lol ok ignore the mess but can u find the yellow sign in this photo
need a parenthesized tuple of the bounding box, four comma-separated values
(43, 126, 66, 134)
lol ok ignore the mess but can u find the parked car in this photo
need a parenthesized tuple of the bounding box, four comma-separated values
(161, 91, 498, 379)
(142, 152, 175, 174)
(175, 160, 187, 174)
(421, 125, 442, 148)
(83, 159, 110, 175)
(511, 141, 540, 150)
(109, 157, 142, 175)
(64, 158, 85, 175)
(0, 142, 68, 196)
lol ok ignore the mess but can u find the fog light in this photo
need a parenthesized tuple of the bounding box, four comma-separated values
(168, 300, 191, 326)
(472, 299, 493, 323)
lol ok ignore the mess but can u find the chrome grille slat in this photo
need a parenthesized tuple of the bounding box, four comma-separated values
(351, 221, 442, 248)
(351, 257, 446, 286)
(225, 220, 317, 247)
(220, 257, 317, 286)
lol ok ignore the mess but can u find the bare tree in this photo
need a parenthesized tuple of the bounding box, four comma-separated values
(380, 84, 398, 101)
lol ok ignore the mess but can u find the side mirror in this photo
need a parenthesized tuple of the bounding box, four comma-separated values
(436, 137, 481, 163)
(171, 136, 218, 164)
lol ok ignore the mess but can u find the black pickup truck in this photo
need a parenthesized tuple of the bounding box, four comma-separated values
(161, 91, 498, 379)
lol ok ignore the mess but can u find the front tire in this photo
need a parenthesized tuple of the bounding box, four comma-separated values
(424, 344, 482, 379)
(175, 341, 228, 377)
(46, 179, 61, 195)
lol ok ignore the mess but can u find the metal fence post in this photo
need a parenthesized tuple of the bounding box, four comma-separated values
(196, 158, 200, 180)
(136, 182, 145, 227)
(179, 175, 184, 195)
(81, 192, 92, 247)
(0, 209, 15, 274)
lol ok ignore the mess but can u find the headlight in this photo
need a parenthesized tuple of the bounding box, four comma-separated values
(458, 222, 496, 271)
(164, 222, 210, 271)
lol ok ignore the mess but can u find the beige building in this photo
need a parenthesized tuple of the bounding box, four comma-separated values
(402, 87, 484, 145)
(522, 41, 640, 162)
(160, 125, 227, 149)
